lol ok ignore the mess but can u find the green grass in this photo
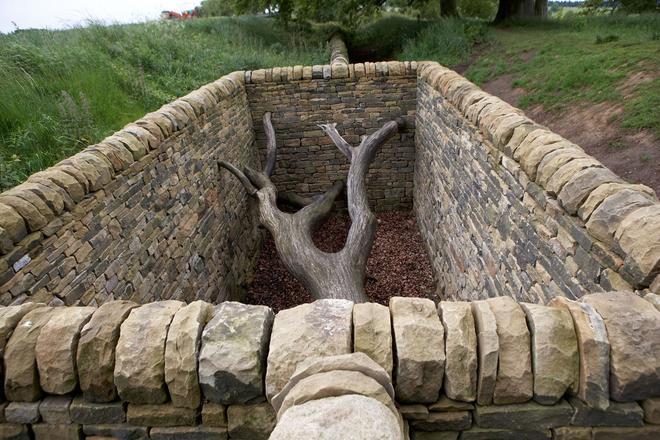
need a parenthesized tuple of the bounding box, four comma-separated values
(461, 14, 660, 136)
(0, 16, 328, 190)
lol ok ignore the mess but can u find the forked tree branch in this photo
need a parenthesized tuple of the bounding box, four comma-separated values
(263, 112, 277, 176)
(319, 123, 353, 161)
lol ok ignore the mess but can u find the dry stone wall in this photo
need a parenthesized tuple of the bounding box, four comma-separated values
(244, 61, 418, 211)
(415, 61, 660, 302)
(0, 72, 261, 307)
(0, 292, 659, 439)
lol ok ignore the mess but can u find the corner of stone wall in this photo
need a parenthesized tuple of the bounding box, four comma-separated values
(0, 71, 259, 306)
(418, 61, 659, 292)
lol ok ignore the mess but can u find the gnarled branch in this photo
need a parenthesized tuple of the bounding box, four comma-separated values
(263, 112, 277, 176)
(219, 115, 402, 303)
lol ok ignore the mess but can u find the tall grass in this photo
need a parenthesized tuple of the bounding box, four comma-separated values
(396, 18, 491, 66)
(0, 17, 327, 190)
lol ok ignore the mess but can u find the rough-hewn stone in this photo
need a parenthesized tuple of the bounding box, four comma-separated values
(582, 291, 660, 401)
(0, 424, 30, 440)
(265, 299, 353, 401)
(3, 307, 54, 401)
(614, 205, 660, 285)
(487, 296, 533, 404)
(471, 301, 498, 405)
(438, 301, 477, 402)
(586, 189, 654, 245)
(199, 301, 273, 405)
(77, 300, 138, 402)
(642, 397, 660, 424)
(474, 400, 574, 430)
(548, 296, 610, 409)
(270, 395, 401, 440)
(271, 352, 395, 413)
(69, 397, 125, 424)
(568, 396, 643, 427)
(165, 300, 213, 408)
(126, 403, 198, 427)
(520, 303, 578, 405)
(390, 297, 445, 403)
(38, 395, 72, 424)
(277, 369, 398, 422)
(353, 302, 393, 377)
(149, 426, 228, 440)
(410, 411, 472, 432)
(114, 300, 184, 404)
(428, 395, 475, 412)
(32, 424, 81, 440)
(5, 401, 41, 423)
(35, 306, 94, 394)
(227, 403, 276, 440)
(202, 403, 227, 427)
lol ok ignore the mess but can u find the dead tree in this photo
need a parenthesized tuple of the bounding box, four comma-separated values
(219, 112, 403, 302)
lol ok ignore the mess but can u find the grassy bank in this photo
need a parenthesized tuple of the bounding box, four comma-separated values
(462, 14, 659, 136)
(0, 17, 327, 190)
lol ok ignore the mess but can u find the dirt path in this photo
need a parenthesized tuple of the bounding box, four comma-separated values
(481, 74, 660, 194)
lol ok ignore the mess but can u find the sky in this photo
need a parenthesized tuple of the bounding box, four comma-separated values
(0, 0, 201, 33)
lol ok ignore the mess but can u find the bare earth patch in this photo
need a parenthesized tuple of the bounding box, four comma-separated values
(245, 211, 435, 311)
(481, 74, 660, 194)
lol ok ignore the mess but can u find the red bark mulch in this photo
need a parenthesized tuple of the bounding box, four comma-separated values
(245, 211, 436, 311)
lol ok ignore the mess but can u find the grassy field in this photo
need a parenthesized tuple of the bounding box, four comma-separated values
(2, 13, 657, 191)
(0, 17, 328, 190)
(461, 14, 659, 136)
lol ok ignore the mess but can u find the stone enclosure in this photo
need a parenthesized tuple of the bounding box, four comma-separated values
(0, 43, 659, 439)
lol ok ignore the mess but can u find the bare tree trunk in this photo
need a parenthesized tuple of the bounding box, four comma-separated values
(219, 113, 403, 302)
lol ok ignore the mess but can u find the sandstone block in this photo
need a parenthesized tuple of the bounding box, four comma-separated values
(5, 401, 41, 423)
(165, 300, 213, 408)
(126, 403, 198, 427)
(461, 428, 551, 440)
(644, 293, 660, 311)
(82, 424, 148, 439)
(471, 301, 498, 405)
(559, 167, 622, 215)
(265, 300, 353, 401)
(77, 300, 138, 402)
(199, 301, 272, 405)
(0, 424, 30, 440)
(548, 296, 610, 409)
(545, 157, 601, 196)
(35, 306, 95, 394)
(0, 203, 27, 243)
(271, 352, 395, 413)
(553, 427, 592, 440)
(3, 307, 54, 401)
(582, 291, 660, 401)
(520, 303, 578, 405)
(114, 300, 184, 404)
(39, 395, 72, 424)
(487, 296, 533, 404)
(586, 189, 654, 245)
(202, 403, 227, 427)
(227, 403, 276, 440)
(32, 424, 81, 440)
(353, 302, 393, 377)
(642, 397, 660, 424)
(474, 400, 574, 430)
(568, 396, 643, 427)
(412, 431, 458, 440)
(398, 404, 429, 420)
(439, 301, 477, 402)
(390, 297, 445, 403)
(149, 427, 228, 440)
(410, 411, 472, 432)
(0, 302, 44, 398)
(428, 395, 475, 412)
(592, 426, 660, 440)
(0, 194, 48, 232)
(270, 395, 401, 440)
(69, 397, 125, 424)
(614, 205, 660, 284)
(277, 369, 398, 423)
(578, 182, 656, 221)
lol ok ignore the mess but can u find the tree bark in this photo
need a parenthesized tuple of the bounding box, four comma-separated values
(219, 113, 403, 302)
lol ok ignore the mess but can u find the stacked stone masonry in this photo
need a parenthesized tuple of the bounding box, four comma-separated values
(0, 292, 659, 439)
(414, 61, 660, 301)
(0, 72, 261, 307)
